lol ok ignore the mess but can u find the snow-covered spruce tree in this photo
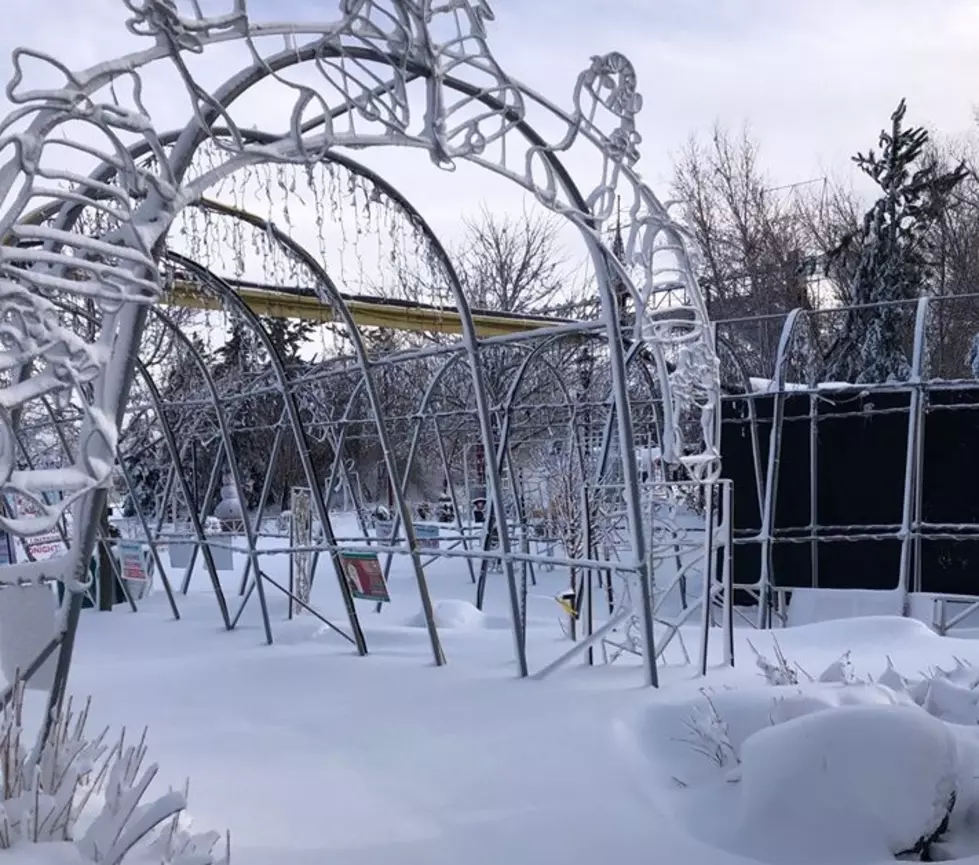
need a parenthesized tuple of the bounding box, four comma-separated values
(825, 100, 967, 384)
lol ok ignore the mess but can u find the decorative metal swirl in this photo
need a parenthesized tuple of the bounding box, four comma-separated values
(0, 0, 720, 550)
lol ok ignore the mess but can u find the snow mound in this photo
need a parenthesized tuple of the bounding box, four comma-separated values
(405, 600, 491, 631)
(617, 653, 979, 864)
(777, 614, 939, 648)
(618, 682, 911, 800)
(733, 704, 957, 864)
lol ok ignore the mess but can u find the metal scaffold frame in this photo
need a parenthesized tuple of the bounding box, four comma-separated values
(0, 0, 725, 714)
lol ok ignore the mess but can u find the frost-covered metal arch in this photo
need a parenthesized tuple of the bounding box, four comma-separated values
(0, 0, 721, 699)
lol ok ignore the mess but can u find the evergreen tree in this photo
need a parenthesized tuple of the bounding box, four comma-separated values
(826, 100, 967, 383)
(212, 321, 258, 379)
(259, 315, 316, 363)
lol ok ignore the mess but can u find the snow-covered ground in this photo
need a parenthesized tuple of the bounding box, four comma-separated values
(41, 514, 979, 864)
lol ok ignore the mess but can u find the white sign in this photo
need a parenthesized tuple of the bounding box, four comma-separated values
(374, 520, 397, 544)
(414, 523, 439, 550)
(119, 540, 147, 581)
(118, 540, 154, 601)
(0, 584, 57, 691)
(6, 494, 67, 563)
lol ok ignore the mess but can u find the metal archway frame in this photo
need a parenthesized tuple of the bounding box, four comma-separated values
(164, 249, 372, 653)
(0, 1, 720, 700)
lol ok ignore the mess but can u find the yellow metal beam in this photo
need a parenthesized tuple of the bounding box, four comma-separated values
(165, 280, 571, 338)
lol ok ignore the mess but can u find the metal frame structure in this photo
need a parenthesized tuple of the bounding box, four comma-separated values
(717, 293, 979, 633)
(0, 0, 724, 715)
(116, 253, 735, 678)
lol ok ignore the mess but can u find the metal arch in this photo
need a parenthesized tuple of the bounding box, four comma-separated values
(150, 37, 711, 389)
(380, 335, 585, 496)
(756, 308, 806, 627)
(373, 348, 477, 588)
(713, 332, 766, 516)
(165, 249, 369, 654)
(38, 295, 229, 626)
(133, 368, 229, 605)
(187, 142, 483, 305)
(493, 335, 594, 494)
(317, 376, 372, 528)
(747, 300, 932, 619)
(499, 333, 591, 417)
(592, 340, 668, 482)
(21, 67, 593, 265)
(36, 392, 178, 620)
(385, 334, 594, 629)
(484, 337, 594, 590)
(141, 303, 276, 642)
(190, 176, 533, 678)
(132, 335, 233, 628)
(157, 48, 596, 231)
(5, 8, 715, 692)
(181, 203, 449, 667)
(33, 40, 659, 684)
(44, 136, 582, 681)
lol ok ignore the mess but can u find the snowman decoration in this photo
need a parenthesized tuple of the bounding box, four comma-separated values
(213, 473, 244, 531)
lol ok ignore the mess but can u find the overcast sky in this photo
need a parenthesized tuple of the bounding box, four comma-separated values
(2, 0, 977, 252)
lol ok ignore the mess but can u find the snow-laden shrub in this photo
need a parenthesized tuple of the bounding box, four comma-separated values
(0, 680, 227, 864)
(644, 654, 979, 862)
(746, 637, 802, 685)
(676, 690, 738, 770)
(735, 704, 958, 863)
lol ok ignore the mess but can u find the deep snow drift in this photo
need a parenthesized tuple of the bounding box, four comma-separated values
(10, 529, 979, 864)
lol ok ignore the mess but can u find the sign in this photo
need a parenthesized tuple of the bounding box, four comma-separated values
(24, 533, 67, 562)
(117, 539, 153, 601)
(414, 523, 439, 550)
(118, 540, 147, 581)
(374, 520, 399, 545)
(291, 487, 313, 610)
(6, 493, 68, 562)
(167, 535, 193, 569)
(340, 551, 390, 603)
(0, 584, 57, 691)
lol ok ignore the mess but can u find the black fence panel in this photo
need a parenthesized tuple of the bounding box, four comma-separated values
(919, 387, 979, 595)
(721, 386, 926, 595)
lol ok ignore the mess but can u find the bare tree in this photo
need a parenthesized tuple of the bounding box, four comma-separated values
(922, 133, 979, 377)
(672, 125, 816, 375)
(455, 206, 571, 313)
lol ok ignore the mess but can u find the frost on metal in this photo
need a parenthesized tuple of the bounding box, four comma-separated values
(0, 13, 177, 552)
(125, 0, 719, 476)
(0, 0, 722, 695)
(0, 0, 718, 547)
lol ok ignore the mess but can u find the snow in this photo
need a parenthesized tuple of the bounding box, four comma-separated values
(748, 377, 858, 393)
(404, 599, 507, 631)
(733, 705, 957, 864)
(16, 514, 979, 864)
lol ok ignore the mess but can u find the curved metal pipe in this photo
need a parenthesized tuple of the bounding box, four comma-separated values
(166, 249, 368, 653)
(146, 303, 274, 641)
(37, 294, 229, 625)
(177, 204, 448, 666)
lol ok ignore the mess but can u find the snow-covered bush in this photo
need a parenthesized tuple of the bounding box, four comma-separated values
(735, 703, 958, 863)
(628, 652, 979, 863)
(0, 681, 227, 864)
(746, 637, 801, 685)
(677, 690, 738, 769)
